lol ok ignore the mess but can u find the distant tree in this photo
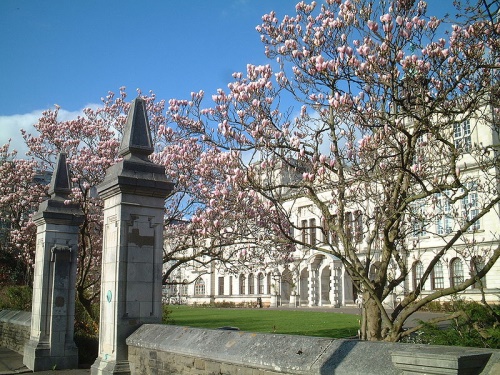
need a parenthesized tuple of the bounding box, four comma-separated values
(165, 0, 500, 341)
(0, 142, 46, 285)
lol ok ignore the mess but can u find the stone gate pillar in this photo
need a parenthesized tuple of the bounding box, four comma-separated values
(24, 153, 84, 371)
(91, 98, 173, 375)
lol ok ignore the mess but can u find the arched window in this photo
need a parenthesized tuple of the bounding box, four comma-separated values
(431, 261, 444, 290)
(471, 256, 486, 289)
(450, 258, 464, 287)
(181, 279, 189, 295)
(194, 278, 205, 296)
(257, 273, 264, 294)
(239, 274, 246, 295)
(413, 261, 424, 290)
(248, 273, 255, 294)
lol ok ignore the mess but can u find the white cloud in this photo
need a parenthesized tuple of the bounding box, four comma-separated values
(0, 105, 101, 158)
(0, 110, 43, 157)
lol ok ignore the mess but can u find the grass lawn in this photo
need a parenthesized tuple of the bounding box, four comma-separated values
(165, 306, 360, 339)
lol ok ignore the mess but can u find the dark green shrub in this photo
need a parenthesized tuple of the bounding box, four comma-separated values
(0, 285, 32, 311)
(74, 300, 98, 337)
(74, 301, 99, 366)
(74, 332, 98, 367)
(418, 299, 500, 348)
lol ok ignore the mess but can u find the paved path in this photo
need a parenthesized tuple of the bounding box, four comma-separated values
(0, 346, 91, 374)
(0, 347, 90, 375)
(0, 307, 448, 374)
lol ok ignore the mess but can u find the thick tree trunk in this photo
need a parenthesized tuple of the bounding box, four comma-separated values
(361, 292, 382, 341)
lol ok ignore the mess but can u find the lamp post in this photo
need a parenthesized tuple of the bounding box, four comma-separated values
(272, 268, 281, 307)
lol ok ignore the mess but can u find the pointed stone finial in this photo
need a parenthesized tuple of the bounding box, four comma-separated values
(48, 153, 71, 198)
(32, 152, 83, 231)
(118, 97, 154, 159)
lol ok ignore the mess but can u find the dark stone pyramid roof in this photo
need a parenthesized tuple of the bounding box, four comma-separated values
(48, 152, 71, 198)
(118, 97, 154, 159)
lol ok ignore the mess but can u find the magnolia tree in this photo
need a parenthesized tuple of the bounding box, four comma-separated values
(0, 142, 46, 285)
(18, 88, 292, 315)
(22, 97, 123, 315)
(156, 92, 294, 285)
(165, 0, 500, 341)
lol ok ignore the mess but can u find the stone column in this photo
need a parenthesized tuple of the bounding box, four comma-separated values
(307, 264, 315, 307)
(331, 265, 342, 308)
(24, 153, 84, 371)
(91, 98, 173, 375)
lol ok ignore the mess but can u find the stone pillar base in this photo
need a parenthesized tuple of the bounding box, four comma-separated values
(270, 294, 277, 307)
(23, 339, 78, 371)
(91, 357, 131, 375)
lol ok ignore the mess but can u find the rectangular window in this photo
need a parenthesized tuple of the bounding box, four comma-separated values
(309, 218, 316, 245)
(301, 219, 308, 244)
(413, 262, 424, 291)
(248, 276, 255, 295)
(431, 262, 444, 289)
(454, 120, 471, 152)
(412, 134, 427, 166)
(411, 201, 427, 237)
(345, 212, 353, 240)
(354, 210, 363, 243)
(258, 274, 264, 294)
(218, 277, 225, 296)
(239, 276, 246, 295)
(435, 192, 453, 235)
(462, 183, 480, 231)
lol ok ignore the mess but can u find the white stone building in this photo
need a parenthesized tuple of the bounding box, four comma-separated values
(163, 112, 500, 308)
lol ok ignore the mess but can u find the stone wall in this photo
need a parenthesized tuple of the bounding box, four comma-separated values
(0, 310, 31, 354)
(2, 310, 500, 374)
(127, 324, 500, 375)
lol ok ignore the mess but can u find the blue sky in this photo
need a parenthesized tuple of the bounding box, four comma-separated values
(0, 0, 459, 156)
(0, 0, 297, 154)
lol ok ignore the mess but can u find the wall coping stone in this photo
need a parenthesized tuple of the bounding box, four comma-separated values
(126, 324, 500, 375)
(0, 310, 31, 327)
(392, 350, 493, 374)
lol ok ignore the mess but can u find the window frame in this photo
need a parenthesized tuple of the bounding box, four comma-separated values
(431, 261, 444, 290)
(450, 258, 464, 287)
(413, 261, 425, 291)
(453, 120, 471, 152)
(194, 277, 206, 296)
